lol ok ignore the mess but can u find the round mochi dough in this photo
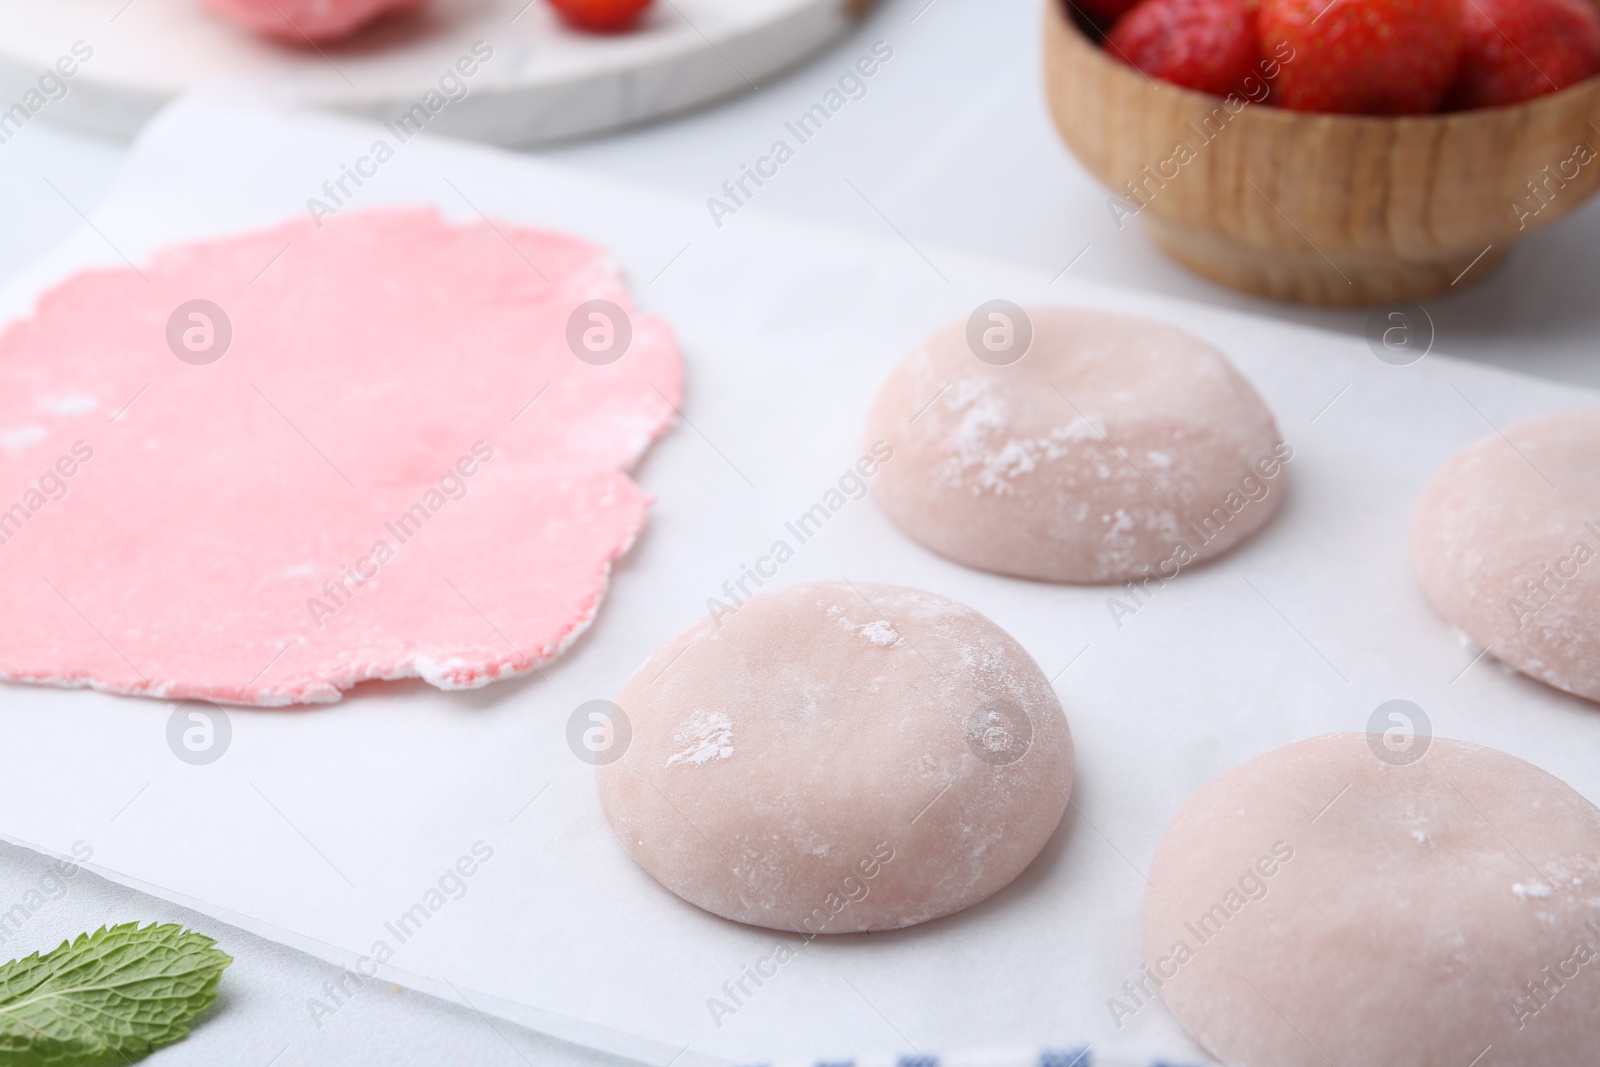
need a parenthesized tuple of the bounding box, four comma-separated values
(864, 306, 1287, 583)
(200, 0, 426, 42)
(1143, 734, 1600, 1067)
(1412, 409, 1600, 703)
(596, 581, 1074, 933)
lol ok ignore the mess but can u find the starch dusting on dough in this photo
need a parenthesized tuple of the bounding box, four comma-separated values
(865, 306, 1286, 584)
(598, 581, 1074, 934)
(0, 208, 681, 706)
(664, 710, 736, 768)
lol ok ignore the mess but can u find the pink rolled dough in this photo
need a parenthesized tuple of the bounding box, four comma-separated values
(0, 207, 680, 706)
(198, 0, 427, 43)
(597, 581, 1074, 933)
(865, 306, 1287, 584)
(1412, 409, 1600, 703)
(1143, 734, 1600, 1066)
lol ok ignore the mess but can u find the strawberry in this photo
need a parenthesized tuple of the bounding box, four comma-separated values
(1105, 0, 1262, 97)
(1257, 0, 1464, 114)
(547, 0, 653, 32)
(1448, 0, 1600, 109)
(1072, 0, 1145, 27)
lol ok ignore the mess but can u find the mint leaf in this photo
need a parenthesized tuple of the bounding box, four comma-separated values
(0, 923, 232, 1065)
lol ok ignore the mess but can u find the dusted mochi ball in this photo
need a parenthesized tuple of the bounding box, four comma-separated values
(1412, 409, 1600, 703)
(199, 0, 426, 43)
(1143, 734, 1600, 1067)
(596, 581, 1073, 932)
(865, 306, 1287, 584)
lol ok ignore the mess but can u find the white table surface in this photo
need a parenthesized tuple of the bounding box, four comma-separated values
(0, 0, 1596, 1063)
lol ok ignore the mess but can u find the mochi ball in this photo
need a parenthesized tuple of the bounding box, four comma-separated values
(1412, 409, 1600, 703)
(864, 306, 1286, 584)
(200, 0, 426, 43)
(1144, 733, 1600, 1066)
(596, 581, 1074, 932)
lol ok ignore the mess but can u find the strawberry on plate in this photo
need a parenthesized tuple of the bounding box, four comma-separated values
(1448, 0, 1600, 109)
(1106, 0, 1261, 97)
(201, 0, 425, 43)
(548, 0, 653, 32)
(1257, 0, 1464, 113)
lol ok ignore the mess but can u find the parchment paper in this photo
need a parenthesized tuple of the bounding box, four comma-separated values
(1, 91, 1597, 1066)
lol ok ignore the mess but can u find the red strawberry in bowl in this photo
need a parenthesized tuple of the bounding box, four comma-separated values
(1106, 0, 1261, 97)
(1448, 0, 1600, 109)
(1257, 0, 1464, 113)
(1071, 0, 1145, 25)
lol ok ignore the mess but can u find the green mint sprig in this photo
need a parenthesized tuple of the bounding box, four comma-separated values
(0, 922, 231, 1065)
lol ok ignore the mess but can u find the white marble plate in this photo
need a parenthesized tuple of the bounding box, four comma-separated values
(0, 0, 871, 143)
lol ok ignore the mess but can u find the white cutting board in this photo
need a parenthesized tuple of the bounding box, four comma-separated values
(0, 0, 870, 143)
(1, 91, 1598, 1067)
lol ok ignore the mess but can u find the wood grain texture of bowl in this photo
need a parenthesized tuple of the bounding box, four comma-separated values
(1043, 0, 1600, 306)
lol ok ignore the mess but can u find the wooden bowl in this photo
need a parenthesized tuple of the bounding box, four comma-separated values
(1043, 0, 1600, 305)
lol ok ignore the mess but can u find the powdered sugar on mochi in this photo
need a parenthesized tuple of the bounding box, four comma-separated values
(664, 710, 735, 768)
(866, 307, 1285, 584)
(0, 208, 681, 706)
(858, 620, 899, 646)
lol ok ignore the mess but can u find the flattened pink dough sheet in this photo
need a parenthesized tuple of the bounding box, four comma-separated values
(0, 208, 681, 706)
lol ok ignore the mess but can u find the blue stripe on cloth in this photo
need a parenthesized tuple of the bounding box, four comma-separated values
(757, 1043, 1207, 1067)
(1039, 1050, 1091, 1067)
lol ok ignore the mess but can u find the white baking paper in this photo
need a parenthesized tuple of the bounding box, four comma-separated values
(1, 91, 1598, 1066)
